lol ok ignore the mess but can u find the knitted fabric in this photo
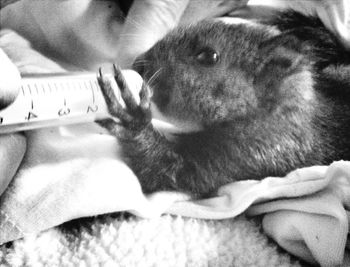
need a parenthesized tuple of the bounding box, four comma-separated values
(0, 215, 301, 267)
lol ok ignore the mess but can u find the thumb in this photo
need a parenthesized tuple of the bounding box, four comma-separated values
(0, 134, 26, 196)
(0, 49, 25, 196)
(0, 48, 21, 110)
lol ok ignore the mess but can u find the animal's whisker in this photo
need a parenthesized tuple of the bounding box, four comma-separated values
(146, 68, 163, 89)
(132, 59, 150, 65)
(132, 62, 150, 70)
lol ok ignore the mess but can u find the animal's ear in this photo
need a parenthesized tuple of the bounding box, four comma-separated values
(254, 33, 312, 108)
(257, 33, 310, 81)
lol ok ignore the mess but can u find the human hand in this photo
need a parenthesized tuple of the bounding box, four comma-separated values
(1, 0, 248, 70)
(0, 28, 67, 197)
(115, 0, 249, 67)
(0, 48, 26, 196)
(0, 29, 184, 244)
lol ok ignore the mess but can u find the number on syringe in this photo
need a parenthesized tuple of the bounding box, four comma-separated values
(58, 107, 70, 116)
(25, 111, 38, 121)
(87, 105, 98, 113)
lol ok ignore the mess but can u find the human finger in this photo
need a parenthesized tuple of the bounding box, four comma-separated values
(0, 133, 26, 196)
(0, 48, 21, 110)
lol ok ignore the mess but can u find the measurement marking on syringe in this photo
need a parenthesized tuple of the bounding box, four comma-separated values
(71, 81, 77, 91)
(34, 84, 39, 94)
(0, 71, 136, 134)
(65, 82, 71, 92)
(78, 82, 84, 91)
(89, 80, 96, 103)
(83, 80, 89, 91)
(42, 84, 46, 94)
(28, 84, 32, 95)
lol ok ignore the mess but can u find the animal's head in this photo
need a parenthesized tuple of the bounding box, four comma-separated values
(133, 18, 315, 132)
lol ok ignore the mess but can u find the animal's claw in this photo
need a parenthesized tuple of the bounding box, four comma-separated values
(98, 65, 152, 132)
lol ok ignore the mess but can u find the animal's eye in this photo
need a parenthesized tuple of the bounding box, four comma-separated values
(196, 47, 220, 66)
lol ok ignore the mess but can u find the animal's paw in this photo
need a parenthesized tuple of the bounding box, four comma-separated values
(97, 64, 152, 132)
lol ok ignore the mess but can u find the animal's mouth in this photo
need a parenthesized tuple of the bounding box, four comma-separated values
(151, 104, 204, 134)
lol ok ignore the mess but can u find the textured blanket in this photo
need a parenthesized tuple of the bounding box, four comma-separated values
(1, 215, 302, 267)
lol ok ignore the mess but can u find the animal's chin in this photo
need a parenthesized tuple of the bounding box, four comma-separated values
(150, 102, 203, 134)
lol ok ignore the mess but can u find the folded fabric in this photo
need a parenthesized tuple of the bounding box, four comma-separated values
(288, 0, 350, 49)
(167, 165, 329, 219)
(246, 0, 350, 49)
(247, 161, 350, 267)
(1, 117, 349, 267)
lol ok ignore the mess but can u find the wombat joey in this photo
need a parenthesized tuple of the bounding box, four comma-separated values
(98, 11, 350, 198)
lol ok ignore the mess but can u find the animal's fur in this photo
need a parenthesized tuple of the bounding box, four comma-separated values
(100, 11, 350, 198)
